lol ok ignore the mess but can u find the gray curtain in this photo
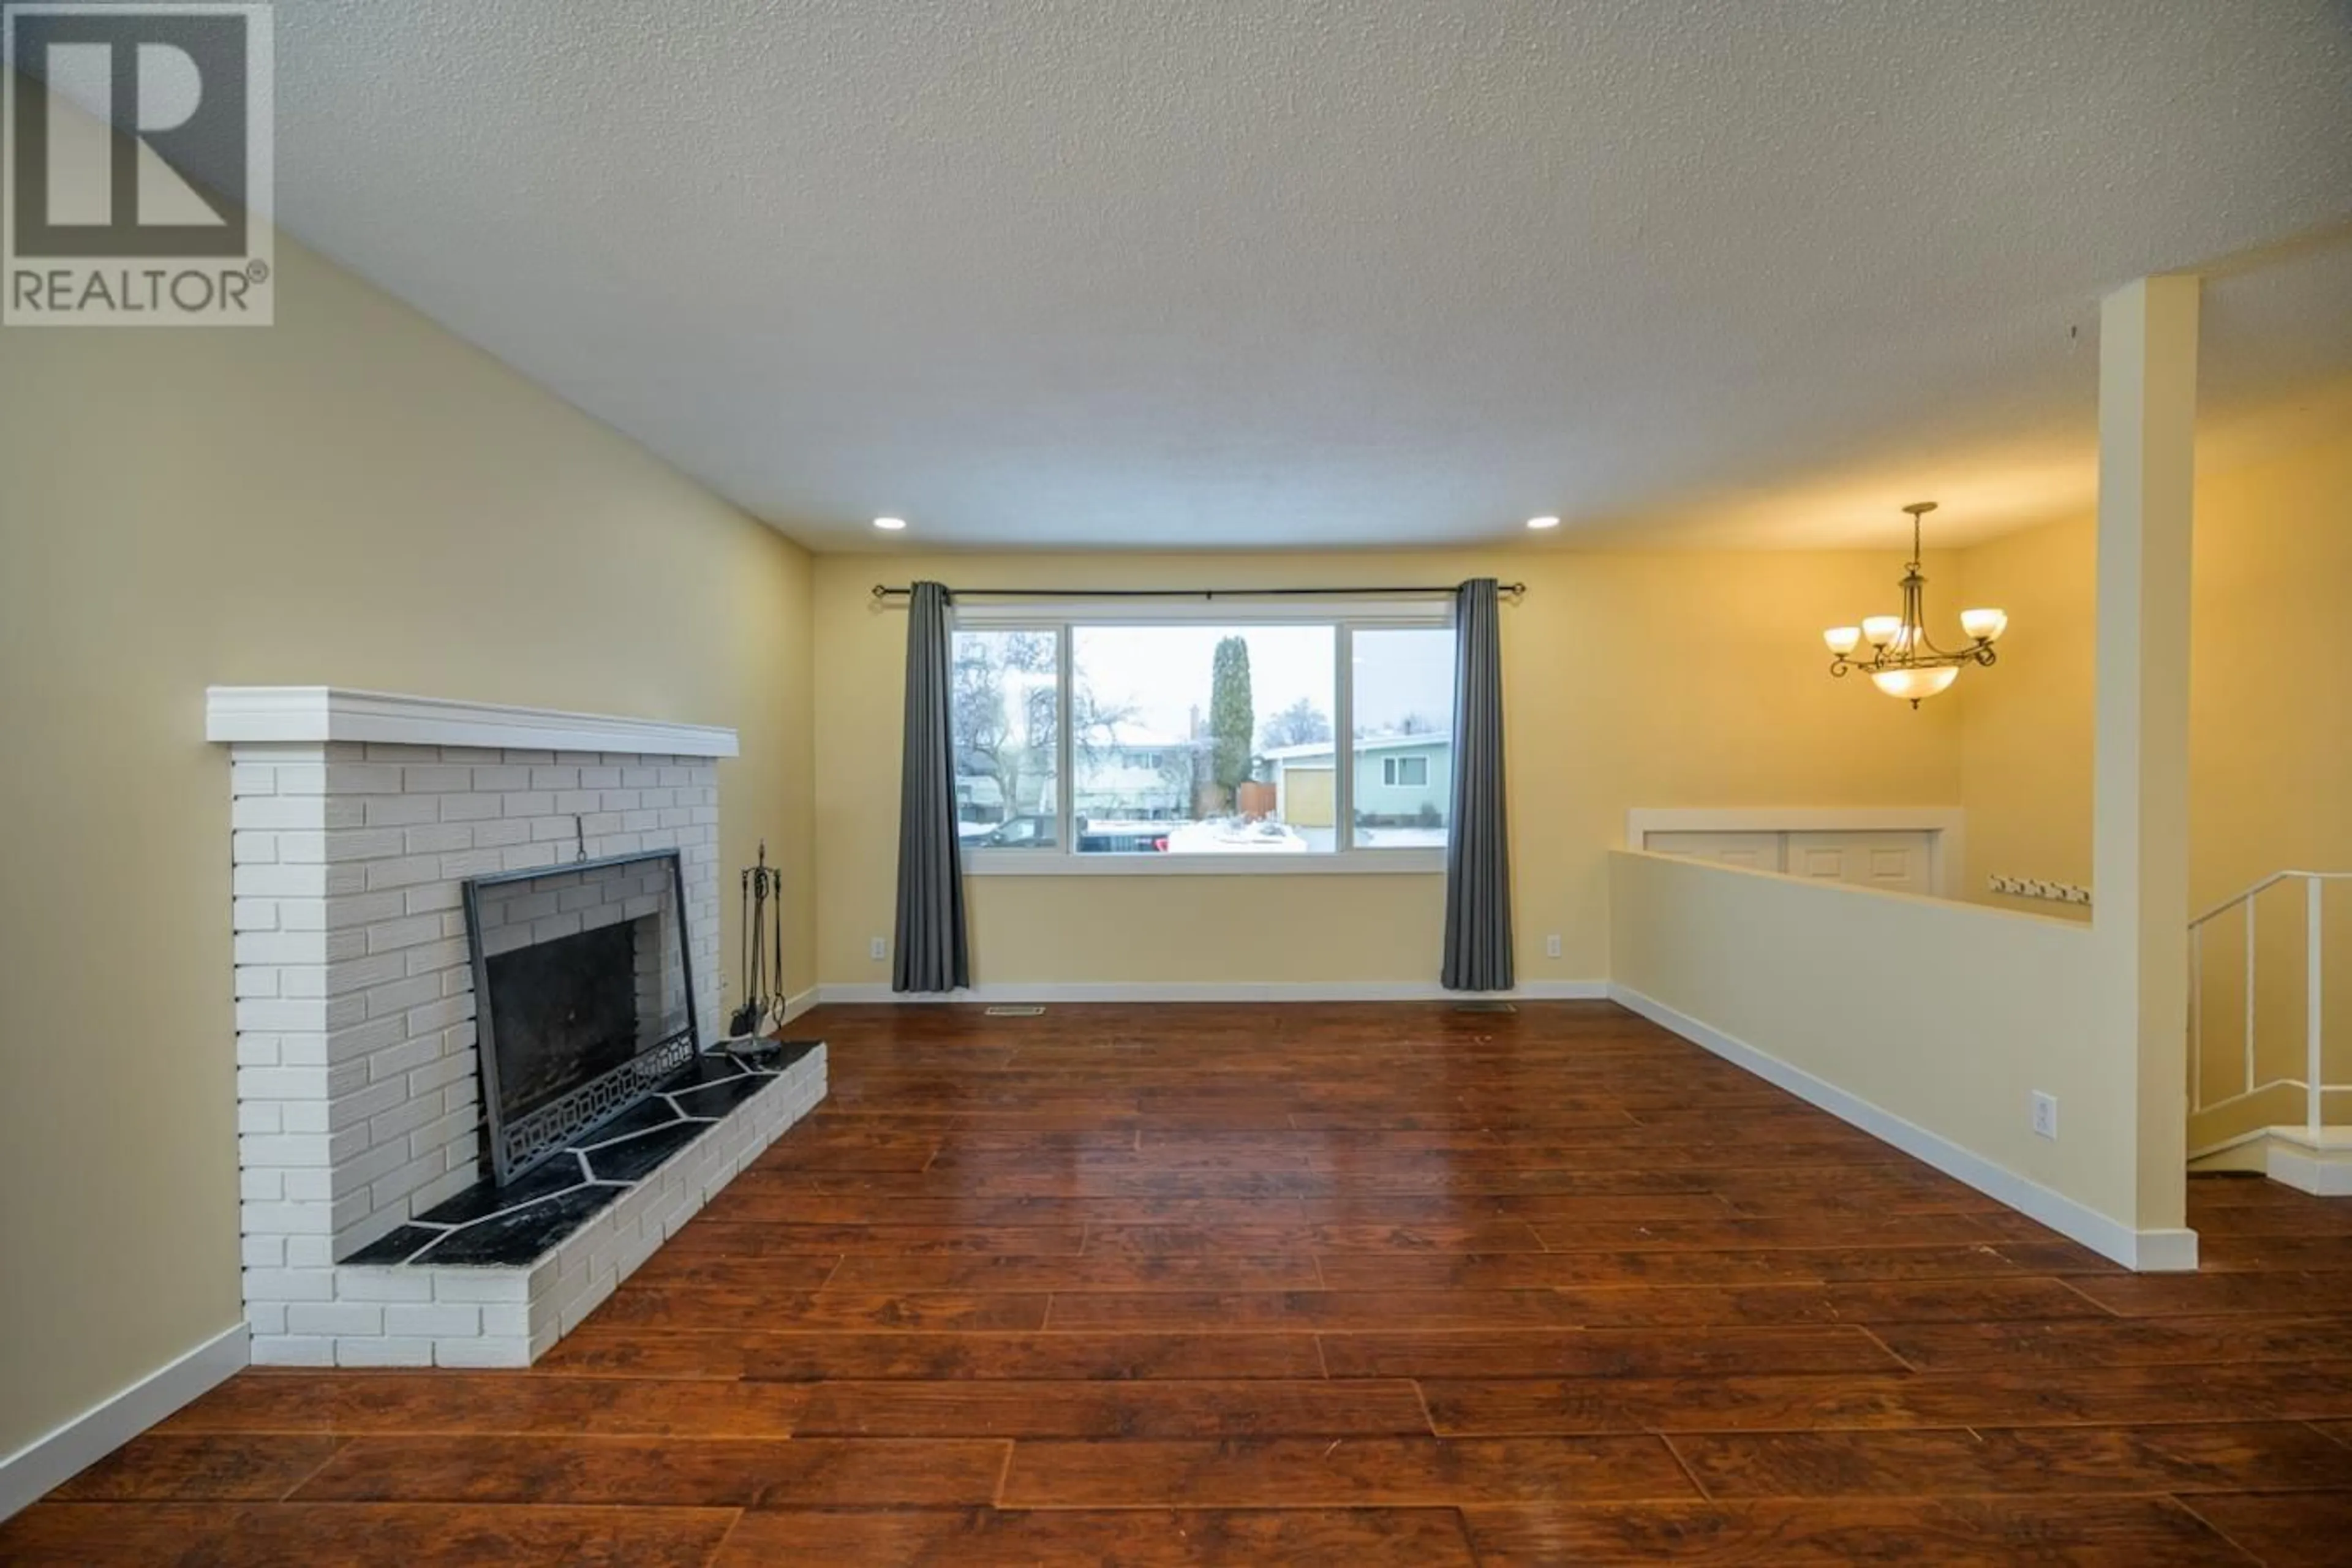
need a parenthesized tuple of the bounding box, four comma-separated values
(1442, 578, 1513, 990)
(892, 581, 970, 992)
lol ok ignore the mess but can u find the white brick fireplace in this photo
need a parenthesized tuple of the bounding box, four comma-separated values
(206, 688, 824, 1367)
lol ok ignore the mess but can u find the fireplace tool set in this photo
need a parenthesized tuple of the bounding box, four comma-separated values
(728, 840, 789, 1049)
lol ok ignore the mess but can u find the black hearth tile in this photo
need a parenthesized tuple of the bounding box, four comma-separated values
(412, 1153, 588, 1227)
(662, 1051, 760, 1092)
(707, 1038, 821, 1073)
(339, 1225, 446, 1266)
(411, 1183, 624, 1267)
(756, 1038, 824, 1071)
(671, 1072, 774, 1118)
(574, 1095, 684, 1147)
(584, 1118, 712, 1185)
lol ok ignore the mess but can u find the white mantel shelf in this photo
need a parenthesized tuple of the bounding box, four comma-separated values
(205, 687, 739, 758)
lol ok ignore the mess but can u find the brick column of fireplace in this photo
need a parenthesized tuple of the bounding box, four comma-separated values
(206, 688, 799, 1367)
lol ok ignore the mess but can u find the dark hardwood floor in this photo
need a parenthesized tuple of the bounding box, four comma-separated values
(10, 1001, 2350, 1564)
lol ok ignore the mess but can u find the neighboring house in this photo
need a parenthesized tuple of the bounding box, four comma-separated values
(955, 750, 1057, 823)
(1074, 725, 1195, 820)
(1264, 733, 1451, 826)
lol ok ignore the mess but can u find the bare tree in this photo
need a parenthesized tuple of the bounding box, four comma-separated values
(1355, 710, 1441, 740)
(1070, 687, 1139, 773)
(952, 632, 1055, 819)
(1156, 739, 1205, 813)
(1259, 696, 1332, 751)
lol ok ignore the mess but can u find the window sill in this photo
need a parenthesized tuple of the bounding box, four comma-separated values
(964, 849, 1447, 877)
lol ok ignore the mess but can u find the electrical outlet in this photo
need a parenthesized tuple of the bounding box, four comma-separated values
(2031, 1091, 2059, 1139)
(1545, 933, 1562, 959)
(869, 937, 888, 962)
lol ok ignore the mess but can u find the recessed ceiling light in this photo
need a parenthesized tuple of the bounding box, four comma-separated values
(873, 516, 907, 531)
(1526, 515, 1560, 530)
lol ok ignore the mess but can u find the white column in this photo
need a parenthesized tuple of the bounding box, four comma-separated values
(2092, 274, 2199, 1240)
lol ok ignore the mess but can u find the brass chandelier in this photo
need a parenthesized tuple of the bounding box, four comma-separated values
(1822, 502, 2007, 706)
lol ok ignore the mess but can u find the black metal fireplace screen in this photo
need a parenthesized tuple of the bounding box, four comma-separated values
(462, 849, 702, 1185)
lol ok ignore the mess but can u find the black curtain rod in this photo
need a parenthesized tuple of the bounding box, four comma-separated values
(870, 582, 1526, 601)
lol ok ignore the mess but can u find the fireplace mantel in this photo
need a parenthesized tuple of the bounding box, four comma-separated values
(205, 687, 739, 758)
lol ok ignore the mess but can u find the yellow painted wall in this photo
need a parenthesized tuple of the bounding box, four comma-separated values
(813, 548, 1967, 988)
(1955, 517, 2098, 918)
(1609, 850, 2146, 1240)
(1954, 424, 2352, 1143)
(0, 235, 815, 1460)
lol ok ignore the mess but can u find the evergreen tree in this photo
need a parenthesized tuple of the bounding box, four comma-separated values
(1208, 635, 1255, 809)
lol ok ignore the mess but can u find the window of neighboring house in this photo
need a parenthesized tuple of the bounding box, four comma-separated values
(949, 606, 1453, 869)
(1382, 755, 1430, 788)
(949, 628, 1061, 850)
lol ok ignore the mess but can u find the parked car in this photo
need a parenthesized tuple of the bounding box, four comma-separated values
(970, 815, 1181, 854)
(976, 815, 1058, 848)
(1075, 816, 1170, 854)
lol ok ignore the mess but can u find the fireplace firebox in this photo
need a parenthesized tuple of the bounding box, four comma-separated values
(462, 849, 701, 1185)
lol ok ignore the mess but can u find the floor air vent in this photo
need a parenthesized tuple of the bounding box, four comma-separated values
(1452, 1001, 1518, 1014)
(984, 1005, 1047, 1017)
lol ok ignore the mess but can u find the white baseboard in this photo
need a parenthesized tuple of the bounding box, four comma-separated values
(780, 986, 820, 1024)
(2260, 1131, 2352, 1197)
(2127, 1227, 2202, 1271)
(1607, 983, 2198, 1273)
(2183, 1124, 2352, 1187)
(813, 979, 1610, 1006)
(2269, 1146, 2352, 1196)
(0, 1322, 249, 1521)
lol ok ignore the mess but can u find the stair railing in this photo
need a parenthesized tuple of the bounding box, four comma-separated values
(2189, 870, 2349, 1135)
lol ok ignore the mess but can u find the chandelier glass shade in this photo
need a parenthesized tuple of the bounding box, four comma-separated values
(1823, 502, 2006, 706)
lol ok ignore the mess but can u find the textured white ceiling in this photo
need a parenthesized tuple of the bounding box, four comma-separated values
(252, 1, 2351, 549)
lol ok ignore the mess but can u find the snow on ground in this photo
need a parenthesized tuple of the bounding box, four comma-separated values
(1164, 820, 1308, 854)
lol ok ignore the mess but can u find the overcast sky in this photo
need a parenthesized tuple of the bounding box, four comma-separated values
(1073, 624, 1453, 744)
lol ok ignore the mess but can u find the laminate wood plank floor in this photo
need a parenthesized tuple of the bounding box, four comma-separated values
(11, 1000, 2349, 1564)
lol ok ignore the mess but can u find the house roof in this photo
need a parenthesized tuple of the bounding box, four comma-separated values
(1265, 733, 1450, 763)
